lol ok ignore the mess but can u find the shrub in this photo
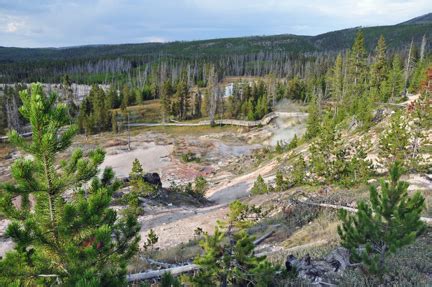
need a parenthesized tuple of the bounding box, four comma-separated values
(193, 176, 208, 197)
(250, 175, 268, 195)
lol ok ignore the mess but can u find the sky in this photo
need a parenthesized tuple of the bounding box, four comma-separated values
(0, 0, 430, 48)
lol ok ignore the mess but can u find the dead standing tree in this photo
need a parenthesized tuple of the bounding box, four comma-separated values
(207, 65, 220, 126)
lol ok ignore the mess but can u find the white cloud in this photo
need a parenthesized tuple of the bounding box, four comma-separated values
(140, 36, 167, 43)
(0, 15, 26, 34)
(0, 0, 430, 47)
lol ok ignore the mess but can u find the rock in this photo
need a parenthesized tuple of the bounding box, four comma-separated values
(372, 109, 385, 123)
(112, 191, 125, 199)
(143, 172, 162, 187)
(286, 247, 351, 285)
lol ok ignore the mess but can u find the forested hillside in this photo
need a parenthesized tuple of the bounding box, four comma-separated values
(0, 14, 431, 83)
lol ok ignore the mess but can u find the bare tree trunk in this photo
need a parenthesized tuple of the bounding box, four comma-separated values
(403, 39, 414, 96)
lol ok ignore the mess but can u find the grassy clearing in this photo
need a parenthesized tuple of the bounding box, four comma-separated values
(113, 99, 162, 123)
(130, 125, 242, 136)
(282, 210, 339, 248)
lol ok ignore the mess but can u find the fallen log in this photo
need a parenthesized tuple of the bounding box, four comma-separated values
(253, 230, 275, 246)
(141, 257, 177, 269)
(127, 264, 199, 282)
(297, 201, 432, 224)
(128, 229, 278, 282)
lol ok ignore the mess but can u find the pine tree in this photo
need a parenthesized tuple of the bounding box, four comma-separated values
(338, 162, 426, 274)
(370, 35, 388, 101)
(143, 228, 158, 251)
(160, 80, 173, 122)
(275, 170, 288, 192)
(121, 84, 131, 107)
(379, 110, 410, 168)
(111, 111, 118, 133)
(287, 134, 299, 150)
(127, 158, 153, 214)
(346, 31, 369, 118)
(0, 83, 140, 286)
(160, 272, 181, 287)
(130, 158, 144, 180)
(385, 55, 404, 101)
(175, 80, 189, 120)
(246, 98, 255, 121)
(250, 175, 268, 195)
(190, 200, 276, 286)
(309, 122, 371, 186)
(305, 95, 321, 139)
(193, 176, 208, 197)
(348, 31, 368, 90)
(193, 91, 202, 118)
(328, 53, 345, 121)
(62, 74, 78, 118)
(290, 156, 306, 186)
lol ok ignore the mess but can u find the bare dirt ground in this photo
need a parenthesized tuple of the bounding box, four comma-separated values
(0, 108, 307, 257)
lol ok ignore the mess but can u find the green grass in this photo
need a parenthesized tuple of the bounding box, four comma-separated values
(130, 124, 241, 136)
(113, 100, 162, 123)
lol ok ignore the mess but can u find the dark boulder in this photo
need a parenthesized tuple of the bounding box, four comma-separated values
(143, 172, 162, 187)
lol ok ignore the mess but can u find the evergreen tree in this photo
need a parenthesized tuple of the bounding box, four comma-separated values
(193, 91, 202, 118)
(287, 134, 299, 150)
(160, 80, 173, 122)
(328, 53, 345, 121)
(346, 30, 369, 119)
(385, 55, 404, 101)
(338, 162, 426, 274)
(379, 110, 410, 168)
(0, 83, 140, 286)
(304, 95, 321, 139)
(175, 80, 189, 120)
(250, 175, 268, 195)
(348, 30, 368, 91)
(193, 176, 208, 197)
(290, 156, 306, 186)
(190, 200, 276, 286)
(275, 170, 288, 192)
(143, 228, 158, 251)
(127, 158, 153, 215)
(370, 35, 388, 101)
(121, 84, 131, 109)
(246, 98, 255, 121)
(78, 85, 111, 134)
(160, 272, 181, 287)
(61, 74, 78, 118)
(309, 122, 371, 186)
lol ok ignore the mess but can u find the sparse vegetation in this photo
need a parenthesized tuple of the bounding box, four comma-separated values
(0, 11, 432, 287)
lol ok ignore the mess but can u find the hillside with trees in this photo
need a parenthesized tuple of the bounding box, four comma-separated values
(0, 14, 431, 84)
(0, 11, 431, 287)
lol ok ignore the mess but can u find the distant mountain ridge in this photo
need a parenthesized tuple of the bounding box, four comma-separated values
(1, 13, 431, 63)
(398, 12, 432, 25)
(0, 13, 431, 83)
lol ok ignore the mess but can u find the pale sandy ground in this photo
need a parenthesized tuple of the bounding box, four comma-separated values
(139, 160, 277, 249)
(100, 142, 173, 179)
(6, 99, 429, 259)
